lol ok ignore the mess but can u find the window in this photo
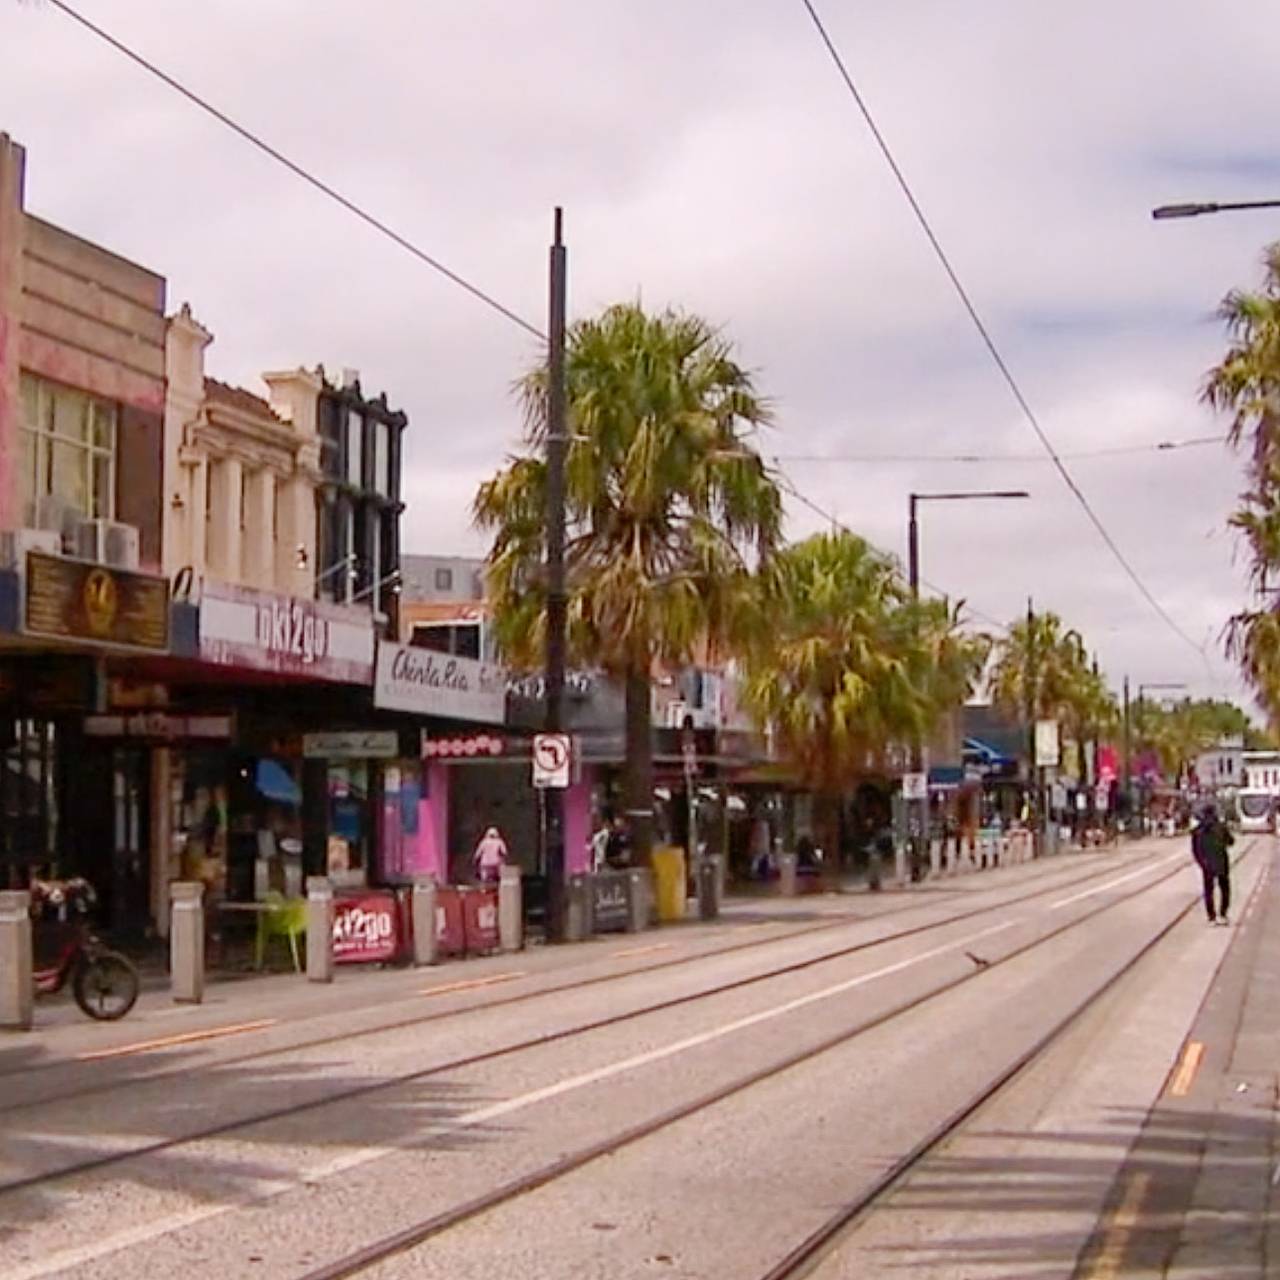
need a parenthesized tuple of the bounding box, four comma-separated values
(346, 410, 364, 488)
(239, 468, 250, 531)
(435, 567, 453, 592)
(373, 420, 392, 497)
(18, 372, 117, 521)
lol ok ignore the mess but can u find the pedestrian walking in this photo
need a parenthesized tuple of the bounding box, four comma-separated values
(1191, 803, 1234, 925)
(472, 826, 509, 885)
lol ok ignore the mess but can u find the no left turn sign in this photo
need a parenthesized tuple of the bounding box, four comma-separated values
(532, 733, 572, 789)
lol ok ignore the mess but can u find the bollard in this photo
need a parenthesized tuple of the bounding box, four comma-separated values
(625, 868, 648, 933)
(169, 881, 205, 1004)
(0, 890, 33, 1031)
(306, 876, 334, 983)
(565, 874, 591, 942)
(894, 842, 907, 887)
(412, 877, 438, 966)
(778, 852, 798, 898)
(697, 856, 722, 920)
(499, 865, 523, 952)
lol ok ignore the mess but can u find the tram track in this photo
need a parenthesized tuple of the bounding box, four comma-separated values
(1, 849, 1152, 1116)
(0, 844, 1221, 1280)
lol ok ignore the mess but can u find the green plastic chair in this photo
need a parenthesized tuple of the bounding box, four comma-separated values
(255, 893, 307, 972)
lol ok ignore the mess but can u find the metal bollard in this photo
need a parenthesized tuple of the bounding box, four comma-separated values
(169, 881, 205, 1004)
(625, 869, 646, 933)
(411, 877, 438, 966)
(0, 890, 33, 1031)
(778, 852, 798, 898)
(565, 874, 591, 942)
(499, 865, 523, 952)
(698, 855, 722, 920)
(306, 876, 334, 983)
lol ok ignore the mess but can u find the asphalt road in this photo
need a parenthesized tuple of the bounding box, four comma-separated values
(0, 839, 1257, 1280)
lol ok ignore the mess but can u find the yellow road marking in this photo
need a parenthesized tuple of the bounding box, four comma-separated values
(1169, 1040, 1205, 1097)
(1085, 1172, 1151, 1279)
(419, 971, 524, 997)
(75, 1019, 278, 1061)
(611, 943, 673, 959)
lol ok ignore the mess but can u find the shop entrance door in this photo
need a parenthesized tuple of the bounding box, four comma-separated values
(110, 748, 151, 939)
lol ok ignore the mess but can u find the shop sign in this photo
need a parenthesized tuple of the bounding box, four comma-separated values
(24, 552, 169, 652)
(902, 772, 928, 801)
(303, 730, 399, 759)
(332, 894, 400, 963)
(84, 713, 233, 743)
(1035, 719, 1061, 768)
(199, 582, 374, 683)
(374, 641, 506, 724)
(423, 732, 508, 760)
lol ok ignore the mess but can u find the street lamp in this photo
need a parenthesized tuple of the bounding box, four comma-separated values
(1153, 200, 1280, 221)
(906, 490, 1029, 876)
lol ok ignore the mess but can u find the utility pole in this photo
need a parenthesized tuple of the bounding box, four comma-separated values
(1025, 598, 1038, 854)
(544, 208, 568, 942)
(1122, 674, 1132, 824)
(907, 496, 924, 880)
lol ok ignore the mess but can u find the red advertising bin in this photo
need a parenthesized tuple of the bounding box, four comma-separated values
(462, 886, 500, 956)
(436, 886, 466, 957)
(333, 891, 401, 965)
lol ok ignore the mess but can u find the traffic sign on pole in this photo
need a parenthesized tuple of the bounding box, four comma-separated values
(532, 733, 572, 789)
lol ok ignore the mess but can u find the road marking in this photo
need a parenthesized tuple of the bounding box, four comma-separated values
(612, 944, 673, 959)
(74, 1020, 278, 1062)
(1168, 1040, 1205, 1097)
(418, 971, 525, 997)
(11, 919, 1015, 1278)
(1049, 854, 1182, 910)
(1084, 1172, 1150, 1278)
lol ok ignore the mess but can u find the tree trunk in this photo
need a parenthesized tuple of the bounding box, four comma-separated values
(624, 663, 656, 866)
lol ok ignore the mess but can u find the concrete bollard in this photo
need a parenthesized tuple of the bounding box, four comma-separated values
(499, 865, 523, 953)
(169, 882, 205, 1004)
(698, 856, 722, 920)
(0, 890, 33, 1031)
(412, 877, 438, 966)
(306, 876, 334, 983)
(778, 853, 798, 898)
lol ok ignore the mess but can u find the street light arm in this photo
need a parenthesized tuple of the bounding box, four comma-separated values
(1152, 198, 1280, 221)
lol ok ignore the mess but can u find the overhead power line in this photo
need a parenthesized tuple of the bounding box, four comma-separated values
(39, 0, 546, 341)
(776, 434, 1228, 466)
(796, 0, 1209, 664)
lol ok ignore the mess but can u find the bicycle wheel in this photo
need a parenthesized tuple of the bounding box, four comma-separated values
(73, 951, 140, 1020)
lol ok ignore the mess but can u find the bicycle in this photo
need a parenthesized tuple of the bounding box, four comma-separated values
(31, 879, 140, 1021)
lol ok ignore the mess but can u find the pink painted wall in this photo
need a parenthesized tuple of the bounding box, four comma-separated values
(565, 770, 593, 875)
(413, 760, 449, 881)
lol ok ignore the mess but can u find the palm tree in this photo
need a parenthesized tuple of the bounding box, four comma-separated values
(475, 303, 783, 864)
(1205, 244, 1280, 718)
(740, 531, 987, 868)
(989, 611, 1086, 726)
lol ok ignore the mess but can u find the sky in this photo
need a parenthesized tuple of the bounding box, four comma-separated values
(2, 0, 1277, 708)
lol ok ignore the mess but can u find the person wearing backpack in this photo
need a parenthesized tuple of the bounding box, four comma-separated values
(1192, 803, 1235, 926)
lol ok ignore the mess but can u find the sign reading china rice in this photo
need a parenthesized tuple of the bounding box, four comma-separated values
(199, 583, 375, 684)
(374, 640, 506, 724)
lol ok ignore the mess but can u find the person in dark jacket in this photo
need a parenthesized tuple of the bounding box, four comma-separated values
(1192, 803, 1235, 925)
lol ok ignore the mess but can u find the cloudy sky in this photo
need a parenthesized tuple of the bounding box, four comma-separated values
(3, 0, 1276, 706)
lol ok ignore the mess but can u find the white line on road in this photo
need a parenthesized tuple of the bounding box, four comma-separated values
(1048, 853, 1184, 910)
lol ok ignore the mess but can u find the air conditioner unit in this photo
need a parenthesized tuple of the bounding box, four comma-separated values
(31, 495, 79, 545)
(104, 522, 140, 570)
(0, 528, 61, 569)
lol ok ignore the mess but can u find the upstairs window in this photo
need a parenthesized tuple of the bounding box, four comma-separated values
(346, 410, 364, 488)
(19, 372, 117, 522)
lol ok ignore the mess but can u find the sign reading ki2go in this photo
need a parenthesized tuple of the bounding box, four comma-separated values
(332, 895, 399, 963)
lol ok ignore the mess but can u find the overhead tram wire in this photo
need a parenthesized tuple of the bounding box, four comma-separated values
(796, 0, 1210, 666)
(777, 434, 1228, 466)
(40, 0, 546, 342)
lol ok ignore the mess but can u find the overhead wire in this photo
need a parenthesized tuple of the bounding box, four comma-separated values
(39, 0, 546, 341)
(776, 434, 1228, 466)
(796, 0, 1211, 668)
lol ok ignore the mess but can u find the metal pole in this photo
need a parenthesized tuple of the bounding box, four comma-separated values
(907, 496, 924, 880)
(544, 208, 569, 942)
(1026, 598, 1037, 852)
(1122, 675, 1132, 826)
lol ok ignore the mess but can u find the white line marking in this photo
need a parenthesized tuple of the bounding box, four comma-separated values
(4, 920, 1015, 1278)
(1049, 854, 1183, 910)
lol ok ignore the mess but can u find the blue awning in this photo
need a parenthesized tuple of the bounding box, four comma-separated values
(964, 736, 1013, 765)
